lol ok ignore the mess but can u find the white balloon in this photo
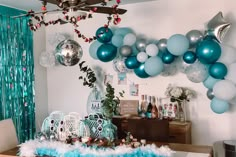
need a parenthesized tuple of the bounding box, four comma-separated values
(225, 62, 236, 84)
(137, 52, 148, 63)
(213, 80, 236, 101)
(39, 51, 56, 67)
(123, 33, 136, 46)
(218, 45, 236, 65)
(145, 44, 159, 56)
(185, 61, 209, 83)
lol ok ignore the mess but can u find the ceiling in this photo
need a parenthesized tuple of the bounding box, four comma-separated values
(0, 0, 158, 12)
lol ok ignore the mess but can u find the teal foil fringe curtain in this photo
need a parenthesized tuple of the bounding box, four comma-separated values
(0, 6, 36, 143)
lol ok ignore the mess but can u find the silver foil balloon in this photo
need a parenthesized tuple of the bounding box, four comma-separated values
(113, 57, 132, 73)
(186, 30, 203, 48)
(136, 38, 147, 51)
(205, 12, 231, 43)
(207, 89, 215, 100)
(157, 38, 167, 52)
(55, 39, 83, 66)
(119, 45, 132, 57)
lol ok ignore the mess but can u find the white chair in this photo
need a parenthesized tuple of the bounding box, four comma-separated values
(0, 119, 18, 153)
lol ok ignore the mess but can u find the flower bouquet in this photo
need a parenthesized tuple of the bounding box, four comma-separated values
(164, 84, 196, 122)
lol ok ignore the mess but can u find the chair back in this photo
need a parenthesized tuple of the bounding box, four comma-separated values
(0, 119, 18, 153)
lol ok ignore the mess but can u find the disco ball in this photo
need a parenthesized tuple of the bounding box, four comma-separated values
(55, 39, 83, 66)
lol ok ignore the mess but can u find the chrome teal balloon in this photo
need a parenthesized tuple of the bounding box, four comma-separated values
(125, 56, 140, 69)
(196, 39, 221, 64)
(209, 62, 227, 79)
(161, 51, 175, 64)
(134, 63, 149, 78)
(210, 97, 229, 114)
(183, 51, 197, 64)
(97, 43, 117, 62)
(96, 27, 113, 43)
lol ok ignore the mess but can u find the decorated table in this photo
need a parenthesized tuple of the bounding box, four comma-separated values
(1, 142, 213, 157)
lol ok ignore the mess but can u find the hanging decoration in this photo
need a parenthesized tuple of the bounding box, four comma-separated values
(13, 0, 126, 43)
(89, 11, 236, 114)
(55, 39, 83, 66)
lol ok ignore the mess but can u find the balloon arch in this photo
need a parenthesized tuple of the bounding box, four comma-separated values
(89, 12, 236, 114)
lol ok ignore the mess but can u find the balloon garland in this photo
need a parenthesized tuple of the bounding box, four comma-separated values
(89, 11, 236, 114)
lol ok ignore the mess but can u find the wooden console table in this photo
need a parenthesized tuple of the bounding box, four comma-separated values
(112, 116, 191, 144)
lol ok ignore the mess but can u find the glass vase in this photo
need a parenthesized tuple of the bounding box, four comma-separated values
(179, 100, 186, 122)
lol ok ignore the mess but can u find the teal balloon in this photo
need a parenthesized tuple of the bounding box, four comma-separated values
(96, 27, 113, 43)
(134, 63, 149, 78)
(203, 76, 220, 89)
(125, 56, 140, 69)
(196, 39, 221, 64)
(209, 62, 227, 79)
(114, 27, 133, 36)
(89, 41, 102, 60)
(183, 51, 197, 64)
(162, 51, 175, 64)
(131, 44, 139, 56)
(210, 97, 229, 114)
(111, 35, 123, 47)
(97, 44, 117, 62)
(144, 56, 164, 76)
(167, 34, 190, 56)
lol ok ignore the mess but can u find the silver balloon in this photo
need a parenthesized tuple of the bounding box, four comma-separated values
(136, 39, 147, 51)
(205, 11, 231, 43)
(186, 30, 203, 48)
(157, 38, 167, 52)
(55, 39, 83, 66)
(185, 61, 209, 83)
(113, 57, 132, 73)
(119, 45, 132, 57)
(207, 89, 214, 100)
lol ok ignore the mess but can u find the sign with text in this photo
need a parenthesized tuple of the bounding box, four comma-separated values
(119, 100, 139, 116)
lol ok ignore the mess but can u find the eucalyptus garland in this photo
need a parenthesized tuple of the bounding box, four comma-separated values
(78, 61, 96, 88)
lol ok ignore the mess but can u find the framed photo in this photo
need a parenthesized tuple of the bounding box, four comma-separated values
(160, 97, 179, 119)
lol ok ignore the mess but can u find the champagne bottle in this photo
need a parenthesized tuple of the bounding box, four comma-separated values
(158, 97, 163, 120)
(139, 95, 146, 117)
(146, 96, 152, 118)
(151, 96, 158, 118)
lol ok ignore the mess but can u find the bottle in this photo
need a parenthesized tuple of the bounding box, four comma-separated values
(146, 96, 152, 118)
(158, 98, 163, 120)
(139, 95, 146, 117)
(151, 96, 158, 118)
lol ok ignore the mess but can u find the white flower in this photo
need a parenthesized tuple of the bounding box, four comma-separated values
(170, 87, 183, 98)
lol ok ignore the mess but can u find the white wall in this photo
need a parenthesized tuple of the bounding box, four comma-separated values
(33, 27, 48, 131)
(43, 0, 236, 145)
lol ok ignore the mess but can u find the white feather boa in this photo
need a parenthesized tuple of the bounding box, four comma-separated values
(19, 140, 174, 157)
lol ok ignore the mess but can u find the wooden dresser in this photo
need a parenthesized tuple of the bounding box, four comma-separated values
(112, 117, 191, 144)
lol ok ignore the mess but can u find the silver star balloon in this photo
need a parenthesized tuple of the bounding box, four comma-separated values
(205, 12, 231, 43)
